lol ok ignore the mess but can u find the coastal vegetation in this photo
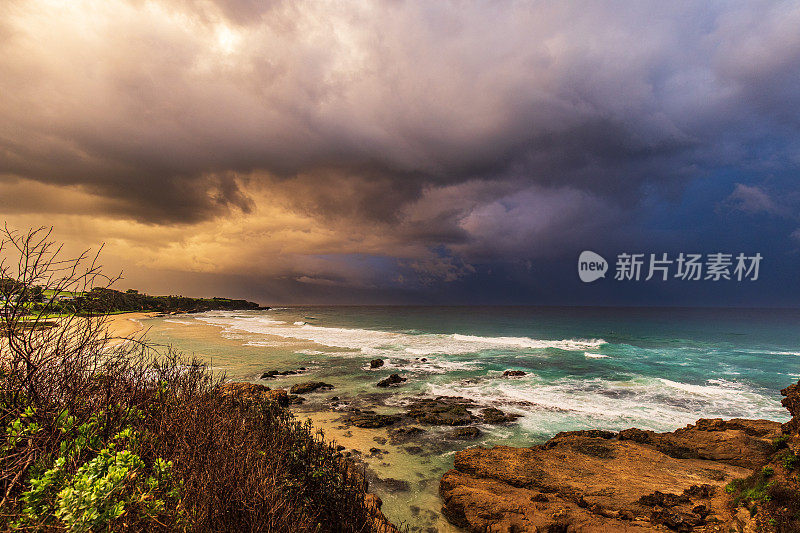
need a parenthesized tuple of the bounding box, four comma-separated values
(69, 287, 264, 315)
(0, 227, 383, 532)
(5, 284, 264, 319)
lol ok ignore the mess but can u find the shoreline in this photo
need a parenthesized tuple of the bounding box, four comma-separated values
(230, 379, 800, 533)
(116, 310, 799, 532)
(104, 312, 156, 343)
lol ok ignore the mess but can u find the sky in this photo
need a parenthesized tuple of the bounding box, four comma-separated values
(1, 0, 799, 306)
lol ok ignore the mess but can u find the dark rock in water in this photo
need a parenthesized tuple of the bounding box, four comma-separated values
(329, 396, 339, 402)
(376, 373, 406, 387)
(286, 395, 305, 405)
(261, 369, 303, 379)
(370, 358, 385, 369)
(373, 436, 387, 445)
(375, 477, 411, 493)
(503, 370, 527, 377)
(420, 358, 427, 362)
(290, 381, 334, 394)
(389, 426, 425, 444)
(404, 446, 425, 455)
(392, 426, 425, 435)
(551, 429, 616, 441)
(407, 397, 475, 426)
(348, 413, 401, 428)
(451, 426, 482, 439)
(480, 407, 520, 424)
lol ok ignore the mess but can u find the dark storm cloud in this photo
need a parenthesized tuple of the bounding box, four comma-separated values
(2, 0, 800, 304)
(2, 0, 798, 228)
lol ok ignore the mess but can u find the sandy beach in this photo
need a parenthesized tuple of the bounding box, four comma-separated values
(105, 312, 155, 341)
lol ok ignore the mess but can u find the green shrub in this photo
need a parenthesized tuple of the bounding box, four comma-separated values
(782, 453, 798, 472)
(772, 434, 790, 449)
(728, 467, 776, 507)
(15, 428, 182, 531)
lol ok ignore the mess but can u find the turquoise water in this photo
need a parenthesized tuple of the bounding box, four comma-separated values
(139, 306, 798, 531)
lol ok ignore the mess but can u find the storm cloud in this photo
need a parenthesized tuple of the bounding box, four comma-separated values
(1, 0, 799, 303)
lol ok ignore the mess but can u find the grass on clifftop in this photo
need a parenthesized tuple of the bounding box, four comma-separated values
(724, 432, 800, 531)
(0, 226, 378, 532)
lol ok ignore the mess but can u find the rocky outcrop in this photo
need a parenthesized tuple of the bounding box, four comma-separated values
(407, 397, 476, 425)
(365, 493, 399, 533)
(388, 426, 425, 444)
(721, 380, 800, 532)
(450, 426, 482, 440)
(260, 368, 306, 379)
(480, 407, 520, 424)
(217, 382, 289, 406)
(370, 359, 385, 369)
(289, 381, 334, 394)
(781, 380, 800, 439)
(503, 370, 527, 377)
(348, 413, 401, 428)
(376, 374, 406, 387)
(440, 418, 783, 532)
(615, 418, 781, 470)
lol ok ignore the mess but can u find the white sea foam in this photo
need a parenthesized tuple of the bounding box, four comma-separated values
(368, 357, 480, 374)
(424, 375, 787, 433)
(584, 352, 608, 358)
(452, 334, 605, 351)
(193, 314, 605, 357)
(738, 349, 800, 357)
(293, 321, 306, 326)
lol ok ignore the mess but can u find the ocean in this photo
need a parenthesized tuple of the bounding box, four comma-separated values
(138, 306, 798, 531)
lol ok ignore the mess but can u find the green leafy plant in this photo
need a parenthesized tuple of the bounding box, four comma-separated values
(16, 428, 181, 531)
(782, 452, 797, 472)
(772, 434, 790, 450)
(3, 406, 40, 452)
